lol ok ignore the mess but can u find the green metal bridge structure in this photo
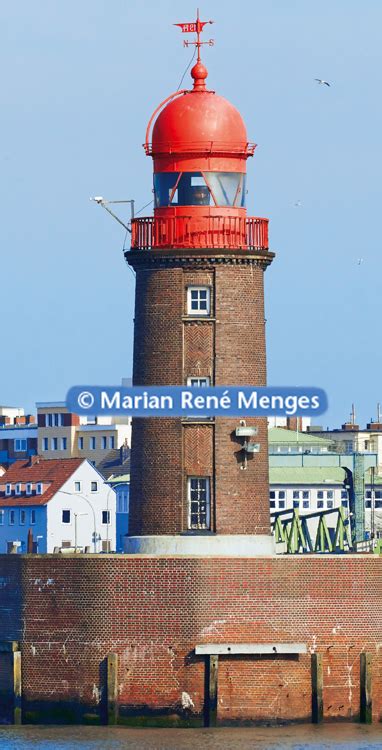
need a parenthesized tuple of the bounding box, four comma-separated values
(270, 452, 379, 554)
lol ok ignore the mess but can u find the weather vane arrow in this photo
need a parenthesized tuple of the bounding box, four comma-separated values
(174, 10, 214, 59)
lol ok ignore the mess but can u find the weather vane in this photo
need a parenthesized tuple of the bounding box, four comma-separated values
(174, 9, 214, 62)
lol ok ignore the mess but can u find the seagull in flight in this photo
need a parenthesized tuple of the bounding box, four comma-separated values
(315, 78, 331, 87)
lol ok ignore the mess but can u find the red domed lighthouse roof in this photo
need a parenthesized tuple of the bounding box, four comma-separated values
(145, 21, 255, 164)
(150, 63, 251, 157)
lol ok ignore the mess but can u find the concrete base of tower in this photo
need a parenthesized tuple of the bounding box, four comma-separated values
(123, 534, 276, 556)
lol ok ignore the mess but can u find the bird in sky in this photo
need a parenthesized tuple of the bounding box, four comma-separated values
(294, 200, 302, 208)
(315, 78, 331, 87)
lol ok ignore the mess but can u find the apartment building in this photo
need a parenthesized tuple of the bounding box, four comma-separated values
(36, 402, 131, 478)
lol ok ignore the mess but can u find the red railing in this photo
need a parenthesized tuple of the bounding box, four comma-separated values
(131, 216, 269, 251)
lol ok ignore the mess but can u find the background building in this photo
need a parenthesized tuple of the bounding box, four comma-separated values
(0, 406, 37, 468)
(107, 472, 130, 552)
(36, 402, 131, 478)
(0, 457, 116, 553)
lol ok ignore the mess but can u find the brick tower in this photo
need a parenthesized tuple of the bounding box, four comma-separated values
(125, 17, 274, 554)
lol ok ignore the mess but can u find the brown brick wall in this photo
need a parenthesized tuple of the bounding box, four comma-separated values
(184, 321, 214, 379)
(130, 258, 270, 536)
(0, 555, 382, 724)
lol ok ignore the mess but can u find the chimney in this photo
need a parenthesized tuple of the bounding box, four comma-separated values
(366, 422, 382, 432)
(341, 422, 359, 432)
(28, 455, 41, 467)
(286, 416, 302, 432)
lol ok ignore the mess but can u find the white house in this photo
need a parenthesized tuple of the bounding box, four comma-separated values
(0, 457, 116, 553)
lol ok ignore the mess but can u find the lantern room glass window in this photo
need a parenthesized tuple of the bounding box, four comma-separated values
(154, 172, 246, 208)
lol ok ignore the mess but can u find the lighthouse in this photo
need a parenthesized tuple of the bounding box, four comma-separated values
(125, 15, 275, 554)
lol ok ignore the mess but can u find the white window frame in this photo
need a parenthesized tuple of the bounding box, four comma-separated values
(51, 437, 58, 451)
(15, 483, 21, 496)
(89, 437, 96, 451)
(30, 509, 36, 525)
(101, 436, 107, 450)
(109, 436, 115, 449)
(78, 436, 84, 450)
(14, 438, 27, 452)
(187, 376, 210, 387)
(5, 484, 12, 496)
(36, 483, 42, 495)
(42, 437, 49, 451)
(26, 483, 32, 496)
(91, 481, 98, 493)
(19, 509, 26, 526)
(187, 286, 211, 316)
(74, 481, 81, 492)
(187, 476, 210, 530)
(9, 510, 15, 526)
(61, 437, 67, 450)
(117, 491, 128, 514)
(0, 510, 4, 525)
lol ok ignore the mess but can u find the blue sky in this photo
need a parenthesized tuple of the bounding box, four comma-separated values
(1, 0, 381, 428)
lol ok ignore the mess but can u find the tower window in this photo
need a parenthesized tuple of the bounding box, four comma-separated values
(187, 477, 210, 530)
(187, 376, 210, 387)
(187, 286, 211, 316)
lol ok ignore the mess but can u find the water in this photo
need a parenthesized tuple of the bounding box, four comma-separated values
(0, 725, 382, 750)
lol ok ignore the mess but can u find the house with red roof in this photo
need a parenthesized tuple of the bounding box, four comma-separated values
(0, 457, 116, 553)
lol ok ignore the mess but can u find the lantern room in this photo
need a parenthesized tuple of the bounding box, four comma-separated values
(130, 17, 269, 252)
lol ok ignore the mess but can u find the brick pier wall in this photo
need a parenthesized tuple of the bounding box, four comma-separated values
(0, 554, 381, 725)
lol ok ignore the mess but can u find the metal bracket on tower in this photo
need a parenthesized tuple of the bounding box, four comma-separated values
(236, 421, 260, 469)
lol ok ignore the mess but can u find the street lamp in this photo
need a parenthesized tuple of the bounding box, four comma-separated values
(74, 512, 88, 553)
(60, 491, 98, 553)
